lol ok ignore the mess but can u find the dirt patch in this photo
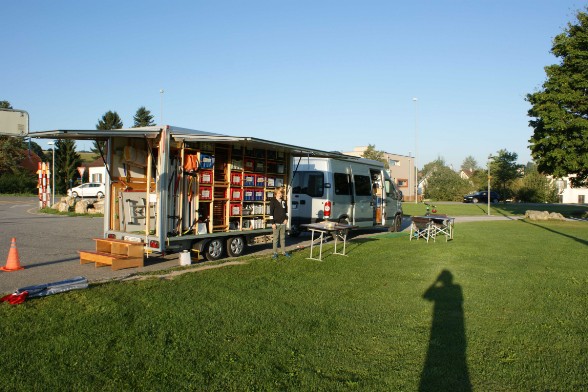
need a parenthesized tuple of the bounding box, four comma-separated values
(119, 260, 250, 282)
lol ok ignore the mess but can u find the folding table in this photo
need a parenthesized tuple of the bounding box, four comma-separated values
(301, 222, 357, 261)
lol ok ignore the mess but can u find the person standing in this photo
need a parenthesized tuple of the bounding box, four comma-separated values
(269, 187, 291, 260)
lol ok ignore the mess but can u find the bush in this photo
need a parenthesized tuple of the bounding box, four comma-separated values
(0, 172, 38, 194)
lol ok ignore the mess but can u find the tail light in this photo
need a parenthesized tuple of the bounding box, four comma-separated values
(324, 201, 332, 218)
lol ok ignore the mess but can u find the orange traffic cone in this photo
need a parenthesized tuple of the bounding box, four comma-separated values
(1, 238, 24, 272)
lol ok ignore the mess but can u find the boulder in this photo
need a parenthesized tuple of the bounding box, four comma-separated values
(74, 199, 92, 214)
(92, 200, 105, 214)
(525, 210, 566, 221)
(57, 202, 70, 213)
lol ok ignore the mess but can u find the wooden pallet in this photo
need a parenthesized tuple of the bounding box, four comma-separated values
(79, 238, 144, 270)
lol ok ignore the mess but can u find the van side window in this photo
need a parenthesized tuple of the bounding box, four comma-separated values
(334, 173, 350, 195)
(292, 171, 324, 197)
(354, 175, 372, 196)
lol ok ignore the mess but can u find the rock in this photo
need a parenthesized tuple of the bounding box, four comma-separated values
(92, 200, 105, 214)
(57, 202, 70, 213)
(74, 199, 92, 214)
(525, 210, 566, 221)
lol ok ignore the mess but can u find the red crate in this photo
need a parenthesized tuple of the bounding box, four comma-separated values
(199, 186, 212, 200)
(200, 170, 213, 184)
(230, 172, 242, 186)
(230, 203, 242, 216)
(231, 189, 243, 201)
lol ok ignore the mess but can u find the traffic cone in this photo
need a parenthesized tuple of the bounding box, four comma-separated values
(1, 238, 24, 272)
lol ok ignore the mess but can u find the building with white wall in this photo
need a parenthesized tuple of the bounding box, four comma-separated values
(554, 176, 587, 204)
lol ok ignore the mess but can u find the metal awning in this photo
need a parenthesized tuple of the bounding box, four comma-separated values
(174, 134, 353, 159)
(29, 125, 357, 160)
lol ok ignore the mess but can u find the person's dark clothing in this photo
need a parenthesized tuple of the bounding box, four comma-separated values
(269, 197, 288, 224)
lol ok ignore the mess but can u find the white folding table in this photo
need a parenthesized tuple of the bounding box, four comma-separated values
(301, 223, 357, 261)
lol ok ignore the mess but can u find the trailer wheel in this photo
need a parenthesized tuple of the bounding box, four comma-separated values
(204, 239, 225, 261)
(226, 236, 246, 257)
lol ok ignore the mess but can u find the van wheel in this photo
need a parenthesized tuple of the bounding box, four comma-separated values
(226, 236, 246, 257)
(390, 214, 402, 232)
(204, 239, 225, 261)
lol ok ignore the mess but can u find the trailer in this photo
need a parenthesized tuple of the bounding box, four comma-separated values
(31, 126, 354, 261)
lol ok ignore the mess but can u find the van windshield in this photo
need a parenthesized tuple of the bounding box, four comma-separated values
(292, 171, 324, 197)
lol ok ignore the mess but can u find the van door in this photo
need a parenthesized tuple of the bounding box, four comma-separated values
(384, 176, 401, 228)
(370, 169, 384, 225)
(332, 171, 353, 223)
(352, 172, 373, 227)
(291, 170, 325, 228)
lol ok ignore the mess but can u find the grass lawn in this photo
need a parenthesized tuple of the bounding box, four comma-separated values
(1, 220, 587, 391)
(402, 201, 588, 219)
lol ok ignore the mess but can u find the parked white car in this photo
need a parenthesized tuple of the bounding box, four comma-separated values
(67, 183, 105, 199)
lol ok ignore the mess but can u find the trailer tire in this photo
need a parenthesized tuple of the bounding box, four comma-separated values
(226, 236, 246, 257)
(204, 239, 225, 261)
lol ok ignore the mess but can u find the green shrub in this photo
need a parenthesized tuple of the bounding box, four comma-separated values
(0, 172, 38, 194)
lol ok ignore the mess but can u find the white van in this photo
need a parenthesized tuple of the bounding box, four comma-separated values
(289, 156, 403, 235)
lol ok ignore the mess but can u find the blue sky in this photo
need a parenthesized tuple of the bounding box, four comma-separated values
(3, 0, 585, 170)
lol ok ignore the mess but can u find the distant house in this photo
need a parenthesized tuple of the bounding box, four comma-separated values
(86, 157, 106, 184)
(553, 176, 588, 204)
(459, 169, 474, 181)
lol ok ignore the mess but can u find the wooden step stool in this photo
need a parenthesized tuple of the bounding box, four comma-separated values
(79, 238, 144, 270)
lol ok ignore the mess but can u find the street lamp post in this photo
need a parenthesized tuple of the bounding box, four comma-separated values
(48, 141, 55, 206)
(487, 155, 494, 216)
(413, 98, 418, 203)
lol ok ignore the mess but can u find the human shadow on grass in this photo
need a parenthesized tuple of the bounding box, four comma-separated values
(518, 219, 588, 247)
(420, 270, 471, 392)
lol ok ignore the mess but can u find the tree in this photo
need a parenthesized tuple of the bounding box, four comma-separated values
(461, 156, 479, 172)
(362, 144, 389, 169)
(489, 149, 523, 201)
(55, 139, 83, 194)
(527, 9, 588, 187)
(133, 106, 155, 127)
(93, 111, 123, 157)
(422, 158, 471, 201)
(514, 163, 559, 203)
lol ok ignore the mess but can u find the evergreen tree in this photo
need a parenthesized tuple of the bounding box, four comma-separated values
(527, 9, 588, 186)
(133, 106, 155, 127)
(461, 156, 479, 172)
(55, 139, 83, 194)
(93, 111, 123, 157)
